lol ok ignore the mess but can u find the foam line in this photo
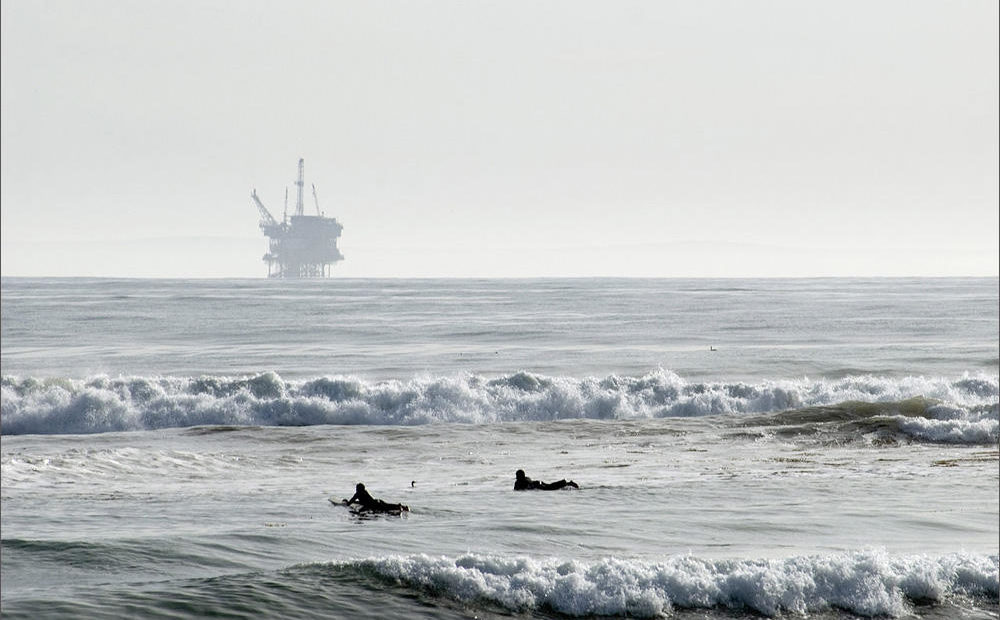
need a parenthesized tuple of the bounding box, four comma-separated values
(2, 371, 996, 438)
(345, 551, 999, 618)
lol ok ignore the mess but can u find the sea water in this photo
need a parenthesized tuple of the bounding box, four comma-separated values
(1, 277, 997, 619)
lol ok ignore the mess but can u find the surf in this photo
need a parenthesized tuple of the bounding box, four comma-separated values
(2, 370, 997, 440)
(331, 550, 999, 618)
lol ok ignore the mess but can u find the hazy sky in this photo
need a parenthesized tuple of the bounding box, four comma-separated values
(2, 0, 997, 278)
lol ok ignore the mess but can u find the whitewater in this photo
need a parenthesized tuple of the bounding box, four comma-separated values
(2, 277, 997, 619)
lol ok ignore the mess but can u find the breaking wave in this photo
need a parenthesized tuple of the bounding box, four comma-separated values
(741, 397, 999, 445)
(2, 370, 997, 440)
(334, 550, 999, 618)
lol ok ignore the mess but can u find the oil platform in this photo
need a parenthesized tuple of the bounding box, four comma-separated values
(251, 159, 344, 278)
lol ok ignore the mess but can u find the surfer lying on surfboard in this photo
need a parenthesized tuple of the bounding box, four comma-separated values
(514, 469, 579, 491)
(342, 483, 409, 513)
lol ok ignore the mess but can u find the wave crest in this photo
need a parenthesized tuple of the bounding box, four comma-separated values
(2, 371, 997, 438)
(341, 551, 999, 618)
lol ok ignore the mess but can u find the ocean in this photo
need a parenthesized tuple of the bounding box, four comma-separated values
(1, 277, 997, 619)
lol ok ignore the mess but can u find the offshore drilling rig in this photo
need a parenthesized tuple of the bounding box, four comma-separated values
(251, 159, 344, 278)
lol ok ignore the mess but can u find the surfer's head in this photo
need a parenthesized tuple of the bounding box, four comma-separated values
(356, 483, 365, 491)
(515, 469, 525, 480)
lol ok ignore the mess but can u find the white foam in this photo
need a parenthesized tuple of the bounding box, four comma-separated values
(885, 402, 999, 444)
(351, 551, 999, 618)
(2, 371, 997, 437)
(895, 417, 997, 443)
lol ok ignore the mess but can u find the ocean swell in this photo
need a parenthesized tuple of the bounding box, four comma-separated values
(2, 370, 997, 438)
(340, 551, 999, 618)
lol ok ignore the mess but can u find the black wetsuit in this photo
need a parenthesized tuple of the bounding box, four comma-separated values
(513, 474, 576, 491)
(347, 487, 407, 512)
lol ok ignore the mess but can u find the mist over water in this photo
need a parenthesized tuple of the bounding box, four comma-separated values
(1, 278, 997, 619)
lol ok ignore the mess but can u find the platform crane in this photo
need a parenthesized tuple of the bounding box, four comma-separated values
(251, 189, 280, 230)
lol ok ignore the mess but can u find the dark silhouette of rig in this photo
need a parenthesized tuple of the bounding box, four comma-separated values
(251, 159, 344, 278)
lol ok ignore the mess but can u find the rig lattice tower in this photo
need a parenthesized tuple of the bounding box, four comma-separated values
(251, 159, 344, 278)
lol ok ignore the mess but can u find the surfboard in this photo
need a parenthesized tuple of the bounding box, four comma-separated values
(329, 497, 407, 516)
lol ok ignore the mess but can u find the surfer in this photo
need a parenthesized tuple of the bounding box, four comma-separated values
(513, 469, 579, 491)
(343, 483, 409, 513)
